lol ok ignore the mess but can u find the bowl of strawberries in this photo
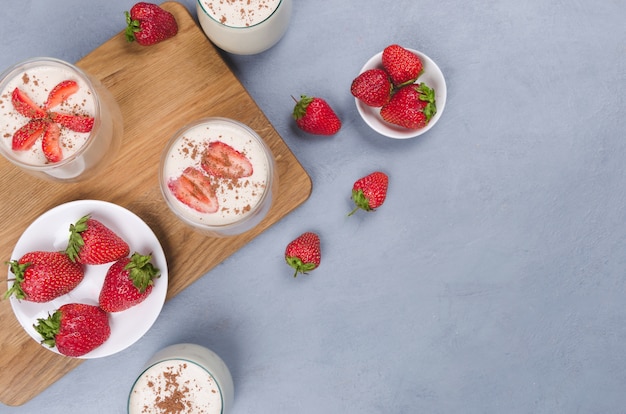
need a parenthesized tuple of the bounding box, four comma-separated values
(5, 199, 168, 358)
(351, 44, 447, 139)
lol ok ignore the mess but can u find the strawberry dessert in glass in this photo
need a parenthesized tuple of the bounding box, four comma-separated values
(196, 0, 292, 55)
(0, 57, 123, 182)
(159, 117, 277, 237)
(127, 343, 234, 414)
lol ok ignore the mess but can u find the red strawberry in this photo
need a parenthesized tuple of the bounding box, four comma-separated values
(348, 171, 389, 216)
(201, 141, 253, 179)
(65, 215, 130, 265)
(11, 88, 46, 119)
(168, 166, 219, 213)
(4, 251, 84, 302)
(351, 69, 393, 107)
(49, 112, 95, 133)
(380, 83, 437, 130)
(382, 44, 424, 87)
(42, 122, 62, 163)
(285, 232, 321, 277)
(34, 303, 110, 357)
(43, 80, 79, 110)
(12, 119, 49, 151)
(292, 95, 342, 135)
(99, 252, 160, 312)
(125, 2, 178, 46)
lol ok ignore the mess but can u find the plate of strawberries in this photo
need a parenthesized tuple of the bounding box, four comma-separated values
(5, 199, 168, 359)
(351, 44, 447, 139)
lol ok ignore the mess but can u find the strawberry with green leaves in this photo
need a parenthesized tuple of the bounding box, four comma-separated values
(382, 44, 424, 87)
(380, 83, 437, 130)
(4, 251, 84, 302)
(292, 95, 342, 135)
(349, 171, 389, 216)
(285, 232, 321, 277)
(34, 303, 110, 357)
(66, 215, 130, 265)
(351, 68, 393, 107)
(125, 2, 178, 46)
(99, 252, 161, 312)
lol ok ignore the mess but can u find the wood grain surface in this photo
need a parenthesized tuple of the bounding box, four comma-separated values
(0, 2, 311, 406)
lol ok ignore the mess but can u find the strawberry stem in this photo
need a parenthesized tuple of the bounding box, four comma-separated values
(34, 310, 62, 348)
(124, 11, 141, 43)
(125, 252, 160, 293)
(65, 215, 89, 263)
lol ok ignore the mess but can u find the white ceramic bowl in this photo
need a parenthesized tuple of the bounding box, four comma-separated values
(355, 48, 447, 139)
(128, 343, 234, 414)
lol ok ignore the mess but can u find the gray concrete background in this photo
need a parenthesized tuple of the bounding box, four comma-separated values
(1, 0, 625, 413)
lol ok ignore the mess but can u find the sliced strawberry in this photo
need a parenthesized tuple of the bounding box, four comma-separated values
(12, 120, 49, 150)
(42, 122, 62, 162)
(11, 88, 46, 119)
(50, 112, 95, 133)
(201, 141, 253, 179)
(168, 167, 219, 213)
(43, 80, 79, 110)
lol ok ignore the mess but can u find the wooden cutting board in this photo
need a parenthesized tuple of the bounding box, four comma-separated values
(0, 2, 311, 407)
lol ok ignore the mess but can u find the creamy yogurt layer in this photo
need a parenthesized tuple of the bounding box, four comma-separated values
(0, 63, 96, 166)
(128, 359, 223, 414)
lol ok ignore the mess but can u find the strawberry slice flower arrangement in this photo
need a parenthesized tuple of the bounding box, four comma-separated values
(10, 79, 95, 163)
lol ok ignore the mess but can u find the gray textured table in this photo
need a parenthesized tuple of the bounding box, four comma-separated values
(1, 1, 625, 413)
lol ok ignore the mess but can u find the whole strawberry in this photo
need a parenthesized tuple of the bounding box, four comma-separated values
(99, 252, 161, 313)
(125, 2, 178, 46)
(348, 171, 389, 216)
(292, 95, 341, 135)
(65, 215, 130, 265)
(34, 303, 111, 357)
(382, 44, 424, 87)
(4, 251, 84, 302)
(285, 232, 321, 277)
(351, 68, 393, 107)
(380, 83, 437, 130)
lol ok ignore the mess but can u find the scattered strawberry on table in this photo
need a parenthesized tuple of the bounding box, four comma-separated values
(292, 95, 342, 135)
(285, 232, 321, 277)
(351, 44, 437, 130)
(4, 251, 84, 302)
(125, 2, 178, 46)
(10, 79, 94, 162)
(348, 171, 389, 216)
(99, 252, 161, 313)
(34, 303, 111, 357)
(66, 215, 130, 265)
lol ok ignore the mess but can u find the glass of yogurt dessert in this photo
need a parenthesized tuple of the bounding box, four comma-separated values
(160, 117, 277, 237)
(196, 0, 292, 55)
(0, 57, 123, 182)
(128, 343, 234, 414)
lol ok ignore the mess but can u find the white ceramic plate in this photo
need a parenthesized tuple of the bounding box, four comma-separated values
(355, 48, 447, 139)
(7, 199, 168, 359)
